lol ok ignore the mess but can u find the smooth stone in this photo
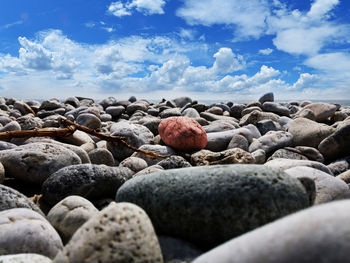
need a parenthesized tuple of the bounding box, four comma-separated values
(16, 115, 43, 130)
(0, 184, 43, 214)
(258, 92, 274, 104)
(267, 148, 308, 161)
(139, 117, 161, 135)
(200, 112, 238, 122)
(65, 97, 80, 108)
(0, 254, 52, 263)
(0, 162, 4, 183)
(98, 97, 118, 109)
(192, 103, 208, 113)
(256, 119, 280, 135)
(206, 106, 223, 115)
(203, 120, 239, 133)
(119, 157, 148, 173)
(0, 208, 63, 258)
(287, 118, 334, 148)
(230, 104, 245, 119)
(131, 144, 176, 166)
(327, 159, 350, 175)
(105, 105, 125, 118)
(239, 110, 279, 126)
(294, 146, 325, 163)
(0, 143, 81, 184)
(265, 158, 333, 174)
(133, 165, 164, 177)
(0, 121, 21, 132)
(42, 164, 134, 205)
(297, 103, 338, 122)
(0, 116, 12, 126)
(159, 236, 203, 263)
(116, 165, 309, 249)
(158, 116, 207, 151)
(241, 106, 262, 116)
(166, 100, 176, 108)
(262, 102, 290, 116)
(59, 130, 95, 146)
(159, 108, 182, 118)
(318, 122, 350, 160)
(192, 200, 350, 263)
(126, 101, 148, 115)
(251, 149, 266, 164)
(248, 131, 293, 155)
(100, 113, 112, 122)
(182, 108, 200, 119)
(40, 100, 62, 111)
(157, 155, 192, 170)
(212, 103, 230, 112)
(53, 202, 163, 263)
(173, 96, 192, 108)
(337, 170, 350, 184)
(64, 106, 88, 119)
(76, 113, 101, 130)
(107, 121, 154, 160)
(14, 100, 35, 115)
(47, 196, 99, 243)
(191, 148, 255, 166)
(88, 148, 115, 166)
(285, 166, 350, 204)
(227, 134, 249, 151)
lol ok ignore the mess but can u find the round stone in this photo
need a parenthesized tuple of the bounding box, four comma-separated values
(158, 116, 207, 151)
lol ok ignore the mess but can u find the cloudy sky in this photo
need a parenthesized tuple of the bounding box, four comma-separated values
(0, 0, 349, 101)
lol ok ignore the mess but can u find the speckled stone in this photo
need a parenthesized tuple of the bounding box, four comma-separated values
(0, 142, 81, 184)
(193, 200, 350, 263)
(0, 208, 63, 259)
(119, 156, 148, 173)
(42, 164, 134, 205)
(116, 165, 309, 249)
(131, 144, 176, 166)
(157, 155, 192, 170)
(88, 148, 115, 166)
(0, 184, 43, 214)
(239, 110, 279, 126)
(297, 103, 338, 122)
(248, 131, 293, 155)
(0, 253, 52, 263)
(53, 202, 163, 263)
(0, 162, 4, 183)
(47, 196, 99, 243)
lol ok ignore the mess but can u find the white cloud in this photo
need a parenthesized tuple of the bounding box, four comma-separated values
(0, 20, 23, 31)
(304, 52, 350, 72)
(108, 2, 132, 17)
(179, 28, 196, 40)
(259, 48, 273, 55)
(212, 48, 245, 74)
(176, 0, 270, 39)
(307, 0, 339, 20)
(291, 73, 318, 90)
(108, 0, 166, 17)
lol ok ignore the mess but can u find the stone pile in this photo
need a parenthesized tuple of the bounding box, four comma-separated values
(0, 93, 349, 262)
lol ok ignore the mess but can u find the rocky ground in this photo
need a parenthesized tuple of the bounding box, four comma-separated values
(0, 93, 350, 262)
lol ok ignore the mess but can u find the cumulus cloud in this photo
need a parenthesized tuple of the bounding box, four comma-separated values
(259, 48, 273, 55)
(176, 0, 270, 39)
(212, 48, 245, 74)
(108, 0, 166, 17)
(291, 73, 318, 90)
(307, 0, 340, 20)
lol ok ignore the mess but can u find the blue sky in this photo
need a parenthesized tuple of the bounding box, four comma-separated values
(0, 0, 349, 101)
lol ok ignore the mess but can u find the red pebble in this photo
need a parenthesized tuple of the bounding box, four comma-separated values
(158, 116, 207, 151)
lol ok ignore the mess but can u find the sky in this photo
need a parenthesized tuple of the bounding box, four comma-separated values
(0, 0, 349, 101)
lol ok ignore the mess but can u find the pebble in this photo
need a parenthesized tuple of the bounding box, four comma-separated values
(0, 142, 81, 184)
(192, 200, 350, 263)
(227, 134, 249, 151)
(239, 110, 279, 126)
(0, 208, 63, 258)
(258, 92, 274, 104)
(265, 158, 333, 174)
(53, 202, 163, 263)
(42, 164, 134, 205)
(158, 116, 207, 151)
(88, 148, 115, 166)
(262, 102, 290, 116)
(248, 131, 293, 155)
(0, 253, 52, 263)
(76, 113, 101, 130)
(119, 156, 149, 173)
(116, 165, 309, 249)
(131, 144, 177, 166)
(47, 195, 99, 243)
(297, 102, 338, 122)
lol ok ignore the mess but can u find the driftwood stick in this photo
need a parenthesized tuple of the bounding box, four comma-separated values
(0, 126, 77, 140)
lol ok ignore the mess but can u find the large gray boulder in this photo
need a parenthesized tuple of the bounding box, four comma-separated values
(193, 200, 350, 263)
(116, 165, 309, 249)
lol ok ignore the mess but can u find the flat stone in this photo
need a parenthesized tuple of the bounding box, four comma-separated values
(265, 158, 333, 174)
(227, 134, 249, 151)
(288, 118, 334, 148)
(200, 112, 238, 122)
(105, 106, 125, 118)
(192, 200, 350, 263)
(239, 110, 279, 126)
(53, 202, 163, 263)
(203, 120, 239, 133)
(116, 165, 309, 249)
(42, 164, 134, 205)
(119, 157, 148, 173)
(47, 195, 99, 243)
(267, 148, 308, 161)
(248, 131, 293, 155)
(159, 108, 182, 118)
(133, 165, 164, 177)
(297, 103, 338, 122)
(0, 184, 43, 214)
(65, 97, 80, 108)
(262, 102, 290, 116)
(0, 208, 63, 259)
(256, 119, 280, 135)
(88, 148, 115, 166)
(0, 143, 81, 184)
(294, 146, 325, 163)
(131, 144, 176, 166)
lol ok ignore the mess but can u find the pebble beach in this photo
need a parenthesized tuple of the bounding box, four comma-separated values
(0, 92, 350, 262)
